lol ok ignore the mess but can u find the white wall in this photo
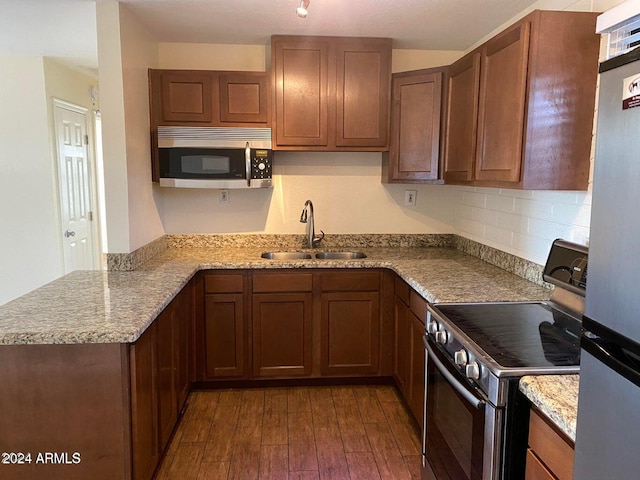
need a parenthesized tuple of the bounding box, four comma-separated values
(96, 2, 130, 253)
(0, 57, 62, 305)
(97, 2, 164, 253)
(158, 43, 267, 71)
(119, 5, 164, 251)
(392, 49, 463, 72)
(162, 152, 455, 234)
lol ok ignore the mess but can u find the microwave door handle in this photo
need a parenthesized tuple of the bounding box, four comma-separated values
(424, 335, 485, 410)
(245, 142, 251, 187)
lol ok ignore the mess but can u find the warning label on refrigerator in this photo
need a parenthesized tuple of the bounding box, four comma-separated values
(623, 74, 640, 110)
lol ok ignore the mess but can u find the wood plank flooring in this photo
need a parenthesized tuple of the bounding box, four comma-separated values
(156, 385, 422, 480)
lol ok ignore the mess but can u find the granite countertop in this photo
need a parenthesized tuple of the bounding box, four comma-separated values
(519, 374, 580, 441)
(0, 246, 550, 345)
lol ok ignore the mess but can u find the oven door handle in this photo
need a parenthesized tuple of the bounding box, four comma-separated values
(424, 335, 486, 410)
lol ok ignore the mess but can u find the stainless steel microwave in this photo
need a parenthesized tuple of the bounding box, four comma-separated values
(157, 126, 273, 189)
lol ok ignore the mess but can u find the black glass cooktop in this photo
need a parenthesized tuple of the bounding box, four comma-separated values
(434, 302, 583, 369)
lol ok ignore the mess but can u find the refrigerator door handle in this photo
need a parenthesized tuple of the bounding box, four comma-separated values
(582, 333, 640, 389)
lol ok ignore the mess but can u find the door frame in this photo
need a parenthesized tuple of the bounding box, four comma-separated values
(52, 98, 102, 271)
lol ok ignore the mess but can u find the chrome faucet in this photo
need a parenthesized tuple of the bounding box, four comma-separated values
(299, 199, 324, 248)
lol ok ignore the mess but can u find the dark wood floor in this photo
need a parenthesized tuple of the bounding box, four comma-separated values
(155, 385, 422, 480)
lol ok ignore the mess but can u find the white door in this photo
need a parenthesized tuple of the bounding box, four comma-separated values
(53, 100, 96, 272)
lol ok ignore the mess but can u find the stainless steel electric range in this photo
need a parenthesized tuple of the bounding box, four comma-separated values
(422, 239, 588, 480)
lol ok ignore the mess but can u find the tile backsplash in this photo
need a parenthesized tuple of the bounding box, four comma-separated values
(452, 186, 591, 265)
(106, 233, 548, 287)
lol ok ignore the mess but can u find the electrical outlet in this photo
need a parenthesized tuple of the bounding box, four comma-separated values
(219, 189, 229, 204)
(405, 190, 417, 206)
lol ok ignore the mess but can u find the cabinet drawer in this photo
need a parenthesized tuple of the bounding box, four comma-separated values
(525, 449, 555, 480)
(409, 290, 427, 324)
(528, 408, 574, 480)
(394, 276, 410, 305)
(204, 273, 244, 293)
(320, 271, 380, 291)
(252, 272, 313, 292)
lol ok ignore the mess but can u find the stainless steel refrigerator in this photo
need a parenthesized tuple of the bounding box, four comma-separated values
(573, 46, 640, 479)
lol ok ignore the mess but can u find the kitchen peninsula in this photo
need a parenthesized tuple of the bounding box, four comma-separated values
(0, 235, 567, 480)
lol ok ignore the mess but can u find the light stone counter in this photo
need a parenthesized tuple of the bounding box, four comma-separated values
(0, 246, 550, 345)
(519, 374, 580, 441)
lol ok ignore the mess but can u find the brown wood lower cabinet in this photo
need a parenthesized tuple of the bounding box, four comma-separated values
(393, 276, 427, 428)
(199, 269, 388, 381)
(130, 323, 158, 480)
(408, 306, 426, 427)
(253, 292, 313, 376)
(321, 291, 380, 375)
(130, 284, 194, 480)
(525, 407, 575, 480)
(252, 271, 314, 377)
(320, 270, 382, 376)
(155, 306, 177, 452)
(393, 277, 411, 393)
(201, 272, 247, 379)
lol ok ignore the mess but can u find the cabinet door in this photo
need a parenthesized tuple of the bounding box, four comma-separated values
(525, 450, 556, 480)
(130, 324, 159, 480)
(159, 71, 214, 123)
(443, 51, 481, 184)
(335, 38, 391, 148)
(174, 287, 192, 413)
(204, 293, 246, 378)
(387, 70, 444, 181)
(409, 311, 425, 429)
(156, 304, 177, 452)
(273, 36, 329, 147)
(218, 73, 269, 124)
(321, 291, 380, 376)
(393, 295, 411, 394)
(252, 293, 313, 377)
(475, 21, 530, 183)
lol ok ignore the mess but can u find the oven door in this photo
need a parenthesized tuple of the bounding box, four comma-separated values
(422, 335, 502, 480)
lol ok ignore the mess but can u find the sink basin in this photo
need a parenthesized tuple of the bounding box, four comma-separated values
(261, 252, 312, 260)
(315, 251, 367, 260)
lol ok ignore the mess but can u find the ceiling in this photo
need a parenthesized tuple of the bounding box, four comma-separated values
(0, 0, 583, 72)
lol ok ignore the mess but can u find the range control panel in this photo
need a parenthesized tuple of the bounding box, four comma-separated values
(250, 149, 273, 180)
(543, 239, 589, 295)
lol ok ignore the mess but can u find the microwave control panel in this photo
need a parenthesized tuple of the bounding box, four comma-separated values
(251, 149, 273, 180)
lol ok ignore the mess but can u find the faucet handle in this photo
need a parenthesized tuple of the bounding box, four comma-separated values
(313, 230, 325, 245)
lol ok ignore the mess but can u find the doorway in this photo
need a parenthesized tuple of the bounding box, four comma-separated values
(53, 99, 100, 272)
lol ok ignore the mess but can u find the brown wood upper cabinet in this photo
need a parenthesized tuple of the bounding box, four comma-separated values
(271, 35, 392, 151)
(443, 10, 600, 190)
(148, 69, 270, 127)
(383, 67, 447, 183)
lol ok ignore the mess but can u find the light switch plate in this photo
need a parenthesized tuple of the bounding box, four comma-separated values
(405, 190, 417, 206)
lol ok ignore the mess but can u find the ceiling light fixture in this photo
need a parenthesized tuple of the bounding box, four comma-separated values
(296, 0, 310, 18)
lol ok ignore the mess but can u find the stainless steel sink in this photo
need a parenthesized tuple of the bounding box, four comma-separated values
(315, 251, 367, 260)
(261, 252, 312, 260)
